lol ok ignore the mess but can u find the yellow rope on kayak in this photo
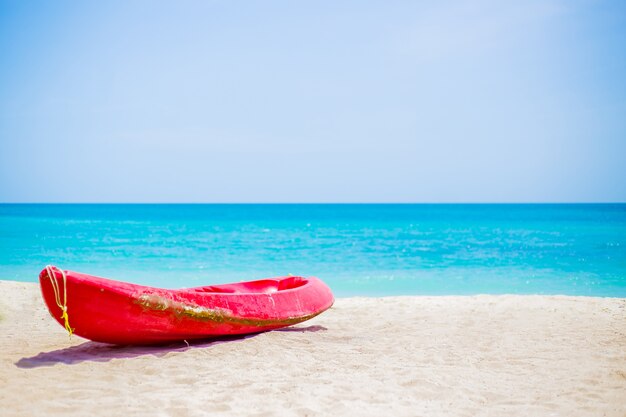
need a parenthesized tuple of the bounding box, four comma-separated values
(45, 265, 74, 338)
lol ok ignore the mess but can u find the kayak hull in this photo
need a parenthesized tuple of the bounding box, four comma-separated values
(39, 266, 334, 345)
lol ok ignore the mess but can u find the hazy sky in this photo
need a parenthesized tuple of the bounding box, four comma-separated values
(1, 0, 625, 202)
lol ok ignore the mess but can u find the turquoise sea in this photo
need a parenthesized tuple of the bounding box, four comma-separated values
(1, 204, 625, 297)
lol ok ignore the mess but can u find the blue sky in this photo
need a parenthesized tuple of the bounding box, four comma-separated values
(1, 0, 624, 202)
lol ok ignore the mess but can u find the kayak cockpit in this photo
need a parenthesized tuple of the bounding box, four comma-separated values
(193, 276, 308, 294)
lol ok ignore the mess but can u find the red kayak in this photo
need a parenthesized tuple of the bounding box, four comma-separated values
(39, 266, 334, 345)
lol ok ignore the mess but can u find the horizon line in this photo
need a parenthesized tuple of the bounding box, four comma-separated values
(1, 202, 625, 205)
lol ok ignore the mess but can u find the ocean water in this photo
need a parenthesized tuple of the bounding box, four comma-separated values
(0, 204, 624, 297)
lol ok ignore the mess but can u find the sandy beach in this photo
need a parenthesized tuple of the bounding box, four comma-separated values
(1, 280, 624, 417)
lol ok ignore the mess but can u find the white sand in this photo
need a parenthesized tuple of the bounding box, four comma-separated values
(1, 280, 624, 417)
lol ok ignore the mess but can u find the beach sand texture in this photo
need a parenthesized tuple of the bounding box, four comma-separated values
(1, 280, 624, 416)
